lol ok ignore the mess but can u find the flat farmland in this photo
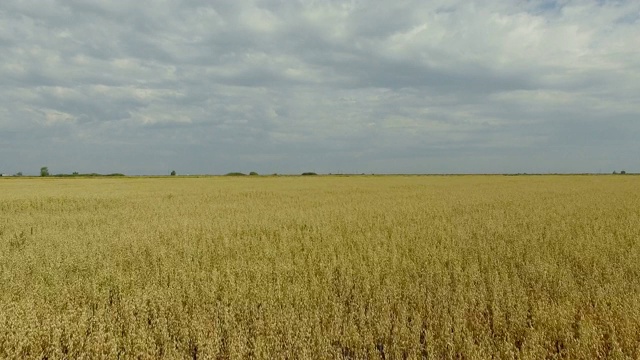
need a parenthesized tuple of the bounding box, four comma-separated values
(1, 175, 639, 359)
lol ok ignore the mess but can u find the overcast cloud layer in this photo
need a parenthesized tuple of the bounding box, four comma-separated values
(1, 0, 639, 175)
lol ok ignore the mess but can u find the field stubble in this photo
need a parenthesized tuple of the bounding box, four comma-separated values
(0, 176, 639, 359)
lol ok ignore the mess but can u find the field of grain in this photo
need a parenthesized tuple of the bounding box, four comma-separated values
(1, 175, 639, 359)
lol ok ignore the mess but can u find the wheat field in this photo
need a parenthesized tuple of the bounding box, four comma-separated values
(1, 175, 639, 359)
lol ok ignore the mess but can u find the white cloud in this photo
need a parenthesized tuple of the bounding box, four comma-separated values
(0, 0, 638, 174)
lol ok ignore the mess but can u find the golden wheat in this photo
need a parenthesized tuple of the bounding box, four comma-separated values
(1, 175, 639, 359)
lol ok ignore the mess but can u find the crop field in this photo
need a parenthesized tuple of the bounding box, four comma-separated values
(1, 175, 639, 359)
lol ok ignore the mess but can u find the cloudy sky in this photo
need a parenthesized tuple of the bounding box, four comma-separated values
(1, 0, 638, 175)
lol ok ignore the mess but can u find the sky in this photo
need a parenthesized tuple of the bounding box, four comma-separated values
(1, 0, 639, 175)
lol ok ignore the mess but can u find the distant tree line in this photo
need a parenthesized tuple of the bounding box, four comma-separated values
(5, 167, 630, 177)
(38, 166, 123, 177)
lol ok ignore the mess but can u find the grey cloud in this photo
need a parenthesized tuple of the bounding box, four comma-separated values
(1, 0, 639, 175)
